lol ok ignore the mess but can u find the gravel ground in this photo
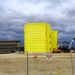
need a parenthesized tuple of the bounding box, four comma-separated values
(0, 53, 75, 75)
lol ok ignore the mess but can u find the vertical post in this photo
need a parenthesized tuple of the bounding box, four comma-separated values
(70, 52, 74, 75)
(69, 39, 74, 75)
(27, 51, 28, 75)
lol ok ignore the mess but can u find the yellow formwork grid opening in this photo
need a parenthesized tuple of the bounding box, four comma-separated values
(51, 30, 58, 52)
(24, 22, 51, 53)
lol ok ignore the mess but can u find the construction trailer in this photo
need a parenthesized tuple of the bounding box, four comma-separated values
(0, 40, 21, 54)
(24, 22, 58, 53)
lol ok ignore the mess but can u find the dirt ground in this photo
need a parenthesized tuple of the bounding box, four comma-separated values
(0, 53, 75, 75)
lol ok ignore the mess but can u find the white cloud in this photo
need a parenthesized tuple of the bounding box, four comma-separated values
(0, 31, 19, 40)
(0, 0, 75, 45)
(65, 25, 75, 32)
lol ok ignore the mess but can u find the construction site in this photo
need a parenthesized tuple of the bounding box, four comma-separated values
(0, 22, 75, 75)
(24, 22, 75, 53)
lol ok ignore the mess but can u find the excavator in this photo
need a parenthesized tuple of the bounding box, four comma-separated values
(53, 41, 70, 53)
(53, 38, 75, 53)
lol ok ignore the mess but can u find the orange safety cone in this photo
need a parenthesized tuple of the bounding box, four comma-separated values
(33, 55, 37, 58)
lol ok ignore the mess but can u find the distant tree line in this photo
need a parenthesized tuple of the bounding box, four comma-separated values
(59, 46, 75, 53)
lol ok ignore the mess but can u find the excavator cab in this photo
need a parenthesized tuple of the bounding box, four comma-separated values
(53, 48, 61, 53)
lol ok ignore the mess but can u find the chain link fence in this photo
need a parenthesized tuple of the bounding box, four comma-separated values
(26, 52, 75, 75)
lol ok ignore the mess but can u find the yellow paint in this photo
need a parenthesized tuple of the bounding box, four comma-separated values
(51, 30, 58, 52)
(24, 22, 51, 53)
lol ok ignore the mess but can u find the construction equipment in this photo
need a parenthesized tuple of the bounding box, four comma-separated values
(53, 38, 75, 53)
(68, 38, 75, 53)
(53, 41, 70, 53)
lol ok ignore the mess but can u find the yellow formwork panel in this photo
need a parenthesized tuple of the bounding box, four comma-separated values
(45, 25, 51, 52)
(51, 30, 58, 52)
(24, 22, 51, 53)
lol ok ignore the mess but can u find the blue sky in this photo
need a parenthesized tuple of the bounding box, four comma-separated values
(0, 0, 75, 46)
